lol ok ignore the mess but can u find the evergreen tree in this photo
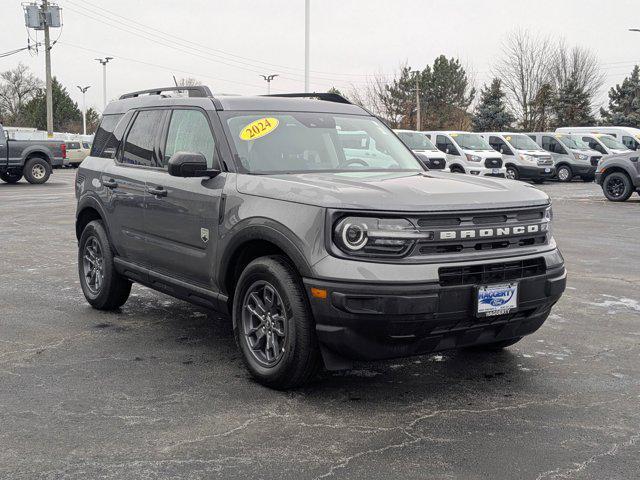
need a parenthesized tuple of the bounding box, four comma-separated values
(600, 65, 640, 126)
(553, 74, 595, 127)
(472, 78, 515, 131)
(529, 83, 555, 131)
(22, 77, 82, 132)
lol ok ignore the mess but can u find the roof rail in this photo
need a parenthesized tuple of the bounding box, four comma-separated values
(119, 85, 213, 100)
(264, 92, 352, 104)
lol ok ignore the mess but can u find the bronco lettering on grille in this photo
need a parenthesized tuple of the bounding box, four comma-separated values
(438, 223, 547, 241)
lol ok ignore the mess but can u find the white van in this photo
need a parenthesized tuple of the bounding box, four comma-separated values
(394, 129, 448, 171)
(423, 131, 506, 177)
(555, 128, 632, 156)
(529, 132, 601, 182)
(554, 126, 640, 151)
(479, 132, 555, 183)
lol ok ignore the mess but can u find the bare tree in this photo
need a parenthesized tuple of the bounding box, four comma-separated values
(0, 63, 42, 125)
(549, 41, 604, 109)
(495, 30, 555, 130)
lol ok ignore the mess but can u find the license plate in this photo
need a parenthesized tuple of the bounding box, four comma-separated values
(545, 168, 551, 173)
(492, 168, 499, 174)
(477, 283, 518, 317)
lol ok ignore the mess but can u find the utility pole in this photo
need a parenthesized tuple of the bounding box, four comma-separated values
(95, 57, 113, 108)
(413, 71, 421, 131)
(77, 85, 90, 135)
(260, 74, 279, 95)
(43, 0, 53, 137)
(304, 0, 310, 92)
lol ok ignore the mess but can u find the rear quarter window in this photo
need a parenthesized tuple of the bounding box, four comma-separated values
(90, 114, 124, 158)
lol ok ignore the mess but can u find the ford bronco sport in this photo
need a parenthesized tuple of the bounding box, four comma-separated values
(75, 86, 566, 389)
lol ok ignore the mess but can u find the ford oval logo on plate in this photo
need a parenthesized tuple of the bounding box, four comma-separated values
(477, 283, 518, 317)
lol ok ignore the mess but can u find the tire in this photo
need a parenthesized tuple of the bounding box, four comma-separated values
(23, 157, 51, 184)
(450, 165, 465, 174)
(505, 166, 519, 180)
(78, 220, 132, 310)
(233, 255, 322, 389)
(556, 165, 573, 182)
(467, 337, 523, 352)
(602, 172, 633, 202)
(0, 171, 22, 184)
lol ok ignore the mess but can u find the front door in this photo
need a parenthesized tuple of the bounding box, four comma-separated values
(143, 108, 224, 288)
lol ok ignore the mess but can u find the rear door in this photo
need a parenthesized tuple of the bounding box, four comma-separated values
(102, 109, 165, 262)
(142, 107, 225, 287)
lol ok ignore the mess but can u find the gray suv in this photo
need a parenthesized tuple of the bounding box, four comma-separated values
(75, 86, 566, 389)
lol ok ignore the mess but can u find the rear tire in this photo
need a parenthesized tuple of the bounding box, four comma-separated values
(233, 255, 322, 389)
(556, 165, 572, 182)
(78, 220, 132, 310)
(602, 172, 633, 202)
(0, 171, 22, 184)
(467, 337, 523, 352)
(23, 157, 51, 184)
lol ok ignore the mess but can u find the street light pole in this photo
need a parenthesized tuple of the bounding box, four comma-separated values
(260, 74, 279, 94)
(413, 71, 421, 131)
(304, 0, 310, 92)
(95, 57, 113, 108)
(77, 85, 90, 135)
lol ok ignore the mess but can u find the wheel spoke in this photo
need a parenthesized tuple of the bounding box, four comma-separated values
(249, 292, 267, 314)
(263, 285, 276, 311)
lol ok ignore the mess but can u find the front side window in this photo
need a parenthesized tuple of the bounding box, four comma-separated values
(597, 135, 627, 150)
(163, 109, 217, 168)
(557, 135, 590, 150)
(622, 136, 639, 150)
(488, 136, 512, 155)
(506, 134, 543, 151)
(223, 112, 422, 173)
(582, 137, 606, 154)
(436, 135, 459, 155)
(542, 136, 566, 154)
(121, 110, 164, 166)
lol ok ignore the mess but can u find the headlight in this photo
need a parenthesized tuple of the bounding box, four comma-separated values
(333, 217, 432, 257)
(465, 154, 482, 162)
(574, 153, 588, 160)
(519, 154, 536, 163)
(544, 205, 553, 221)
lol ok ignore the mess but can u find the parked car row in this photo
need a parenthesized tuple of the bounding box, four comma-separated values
(394, 127, 640, 202)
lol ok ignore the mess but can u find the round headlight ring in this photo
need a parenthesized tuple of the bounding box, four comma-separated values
(341, 222, 368, 250)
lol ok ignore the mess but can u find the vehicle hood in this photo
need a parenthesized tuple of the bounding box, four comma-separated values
(235, 171, 550, 212)
(413, 149, 446, 159)
(460, 150, 500, 157)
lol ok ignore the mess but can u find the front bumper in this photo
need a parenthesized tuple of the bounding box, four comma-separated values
(573, 164, 596, 176)
(520, 165, 555, 180)
(304, 260, 566, 363)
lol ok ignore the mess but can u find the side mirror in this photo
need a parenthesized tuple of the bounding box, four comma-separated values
(445, 147, 450, 154)
(168, 152, 219, 178)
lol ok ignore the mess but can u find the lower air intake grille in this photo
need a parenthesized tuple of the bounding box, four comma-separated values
(438, 257, 546, 286)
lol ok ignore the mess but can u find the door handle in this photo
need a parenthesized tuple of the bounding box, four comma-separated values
(147, 186, 167, 197)
(102, 178, 118, 189)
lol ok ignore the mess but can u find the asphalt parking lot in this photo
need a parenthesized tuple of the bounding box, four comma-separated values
(1, 170, 639, 480)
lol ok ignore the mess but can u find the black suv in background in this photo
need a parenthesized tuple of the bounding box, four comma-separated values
(76, 86, 566, 389)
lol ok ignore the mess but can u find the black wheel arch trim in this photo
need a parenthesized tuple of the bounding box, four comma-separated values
(217, 219, 314, 296)
(76, 194, 119, 255)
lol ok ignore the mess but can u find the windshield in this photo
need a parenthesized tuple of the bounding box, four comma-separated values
(598, 135, 628, 150)
(557, 135, 590, 150)
(451, 133, 493, 151)
(505, 134, 543, 151)
(224, 112, 423, 173)
(396, 131, 437, 151)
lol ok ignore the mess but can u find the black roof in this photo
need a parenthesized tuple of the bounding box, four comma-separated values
(103, 87, 368, 116)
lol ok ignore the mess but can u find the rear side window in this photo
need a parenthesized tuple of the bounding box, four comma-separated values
(162, 109, 217, 168)
(91, 114, 123, 158)
(82, 142, 90, 149)
(121, 110, 164, 167)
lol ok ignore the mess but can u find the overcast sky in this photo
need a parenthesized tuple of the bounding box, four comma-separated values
(1, 0, 639, 114)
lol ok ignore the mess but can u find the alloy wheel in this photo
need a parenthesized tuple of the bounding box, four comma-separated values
(241, 281, 287, 367)
(605, 177, 625, 198)
(82, 236, 104, 294)
(558, 167, 570, 181)
(32, 164, 46, 180)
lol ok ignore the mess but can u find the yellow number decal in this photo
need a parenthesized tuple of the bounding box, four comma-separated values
(240, 117, 279, 141)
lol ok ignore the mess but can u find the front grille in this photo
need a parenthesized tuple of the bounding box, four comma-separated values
(590, 156, 601, 166)
(438, 257, 546, 286)
(484, 158, 503, 168)
(536, 156, 553, 166)
(428, 158, 446, 169)
(409, 206, 549, 258)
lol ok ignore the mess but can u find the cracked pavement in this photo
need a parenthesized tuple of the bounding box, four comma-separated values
(1, 172, 639, 479)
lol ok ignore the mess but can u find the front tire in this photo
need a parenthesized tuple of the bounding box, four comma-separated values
(556, 165, 572, 183)
(0, 171, 22, 184)
(233, 255, 321, 389)
(78, 220, 131, 310)
(602, 172, 633, 202)
(505, 166, 519, 180)
(23, 157, 51, 184)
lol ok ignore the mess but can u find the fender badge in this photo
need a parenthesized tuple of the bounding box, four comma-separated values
(200, 228, 210, 243)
